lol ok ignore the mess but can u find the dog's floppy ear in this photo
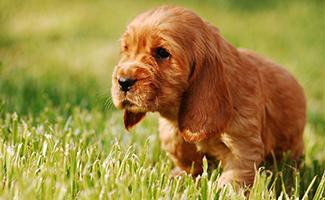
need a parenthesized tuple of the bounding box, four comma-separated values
(124, 111, 146, 130)
(178, 26, 233, 142)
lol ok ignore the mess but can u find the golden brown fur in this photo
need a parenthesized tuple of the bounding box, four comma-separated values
(111, 6, 306, 186)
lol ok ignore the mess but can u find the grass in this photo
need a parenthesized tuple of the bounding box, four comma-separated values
(0, 0, 324, 199)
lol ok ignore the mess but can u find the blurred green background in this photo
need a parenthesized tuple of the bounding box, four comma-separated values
(1, 0, 324, 119)
(0, 0, 324, 198)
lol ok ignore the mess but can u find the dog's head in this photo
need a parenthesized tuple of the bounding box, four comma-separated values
(111, 6, 233, 141)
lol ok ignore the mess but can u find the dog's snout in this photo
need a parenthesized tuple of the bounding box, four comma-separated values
(118, 77, 136, 92)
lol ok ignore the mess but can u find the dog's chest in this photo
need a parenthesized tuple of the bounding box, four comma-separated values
(195, 135, 230, 160)
(158, 116, 230, 161)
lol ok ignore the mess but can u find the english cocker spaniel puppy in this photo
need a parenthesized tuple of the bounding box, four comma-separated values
(111, 6, 306, 186)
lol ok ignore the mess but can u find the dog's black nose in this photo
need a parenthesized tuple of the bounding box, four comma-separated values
(118, 77, 136, 92)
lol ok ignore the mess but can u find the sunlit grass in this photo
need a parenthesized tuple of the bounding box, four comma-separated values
(0, 110, 324, 199)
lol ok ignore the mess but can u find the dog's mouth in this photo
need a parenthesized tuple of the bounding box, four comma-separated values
(112, 83, 157, 113)
(121, 99, 135, 109)
(120, 99, 147, 113)
(122, 99, 132, 107)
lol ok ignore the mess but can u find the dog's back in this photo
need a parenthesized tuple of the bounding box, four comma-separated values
(239, 49, 306, 159)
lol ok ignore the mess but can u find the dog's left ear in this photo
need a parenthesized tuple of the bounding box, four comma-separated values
(178, 25, 233, 142)
(124, 111, 146, 130)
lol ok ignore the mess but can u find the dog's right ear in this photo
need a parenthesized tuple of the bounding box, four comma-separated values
(124, 111, 146, 130)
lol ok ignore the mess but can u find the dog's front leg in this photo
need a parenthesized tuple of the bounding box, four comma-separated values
(159, 117, 204, 176)
(218, 133, 265, 187)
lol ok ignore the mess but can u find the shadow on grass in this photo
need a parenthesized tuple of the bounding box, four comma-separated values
(261, 154, 325, 198)
(0, 64, 114, 117)
(201, 0, 324, 13)
(204, 153, 325, 198)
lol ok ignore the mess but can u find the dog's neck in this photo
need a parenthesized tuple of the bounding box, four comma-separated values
(158, 105, 180, 127)
(157, 91, 184, 125)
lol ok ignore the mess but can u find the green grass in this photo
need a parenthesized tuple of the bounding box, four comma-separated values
(0, 0, 324, 199)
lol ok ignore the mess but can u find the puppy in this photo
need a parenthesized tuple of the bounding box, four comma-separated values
(111, 6, 306, 186)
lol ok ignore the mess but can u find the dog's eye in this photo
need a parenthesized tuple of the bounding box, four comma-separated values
(122, 45, 128, 51)
(155, 47, 170, 60)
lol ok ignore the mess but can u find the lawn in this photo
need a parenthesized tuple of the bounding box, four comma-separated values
(0, 0, 324, 199)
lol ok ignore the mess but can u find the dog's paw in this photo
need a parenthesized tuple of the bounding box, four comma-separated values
(170, 167, 187, 177)
(218, 171, 234, 188)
